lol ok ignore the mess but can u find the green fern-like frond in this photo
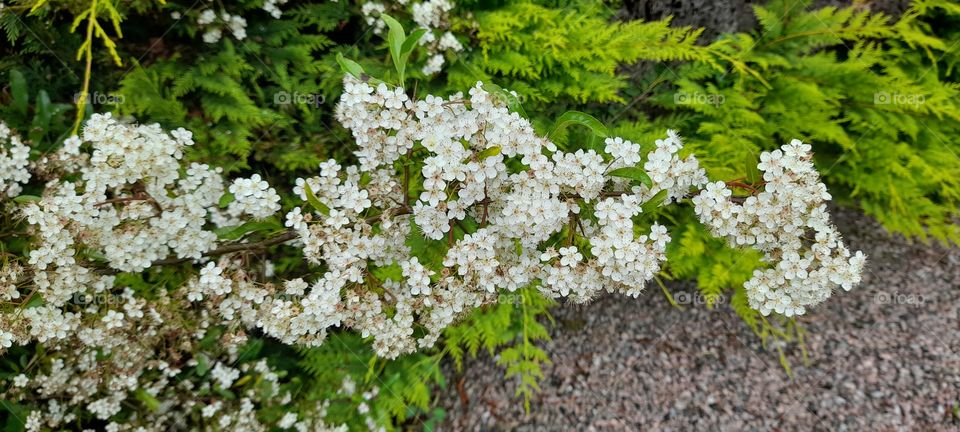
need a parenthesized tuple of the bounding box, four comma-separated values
(447, 1, 720, 109)
(631, 0, 960, 246)
(494, 287, 554, 412)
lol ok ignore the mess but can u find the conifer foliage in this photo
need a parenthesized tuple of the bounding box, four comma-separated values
(0, 0, 957, 430)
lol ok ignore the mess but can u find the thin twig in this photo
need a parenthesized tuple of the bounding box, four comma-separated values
(95, 230, 299, 275)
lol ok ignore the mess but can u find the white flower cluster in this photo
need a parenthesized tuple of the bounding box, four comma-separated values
(0, 261, 23, 303)
(641, 131, 710, 204)
(0, 122, 31, 197)
(16, 112, 283, 325)
(227, 174, 282, 219)
(0, 78, 864, 427)
(262, 0, 289, 19)
(361, 0, 464, 75)
(23, 114, 206, 275)
(4, 292, 344, 431)
(692, 140, 866, 316)
(257, 76, 710, 358)
(195, 8, 247, 43)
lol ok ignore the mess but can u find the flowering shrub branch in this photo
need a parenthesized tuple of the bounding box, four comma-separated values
(0, 74, 864, 429)
(92, 230, 301, 275)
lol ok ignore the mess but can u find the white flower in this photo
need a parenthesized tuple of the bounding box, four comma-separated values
(0, 122, 31, 197)
(101, 310, 124, 329)
(0, 330, 13, 349)
(278, 412, 297, 428)
(558, 247, 582, 267)
(228, 174, 282, 219)
(202, 401, 222, 418)
(1, 80, 864, 427)
(12, 374, 28, 387)
(198, 9, 216, 24)
(211, 363, 240, 389)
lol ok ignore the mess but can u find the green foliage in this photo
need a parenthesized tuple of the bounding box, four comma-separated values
(69, 0, 124, 67)
(447, 1, 720, 108)
(631, 0, 960, 244)
(381, 14, 428, 86)
(1, 69, 73, 149)
(665, 210, 763, 309)
(114, 1, 351, 171)
(298, 333, 446, 430)
(443, 286, 555, 411)
(4, 0, 960, 428)
(495, 287, 554, 411)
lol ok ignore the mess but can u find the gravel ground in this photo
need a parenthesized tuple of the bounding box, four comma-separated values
(438, 208, 960, 431)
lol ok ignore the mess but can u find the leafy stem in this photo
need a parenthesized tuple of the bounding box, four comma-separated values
(68, 0, 124, 134)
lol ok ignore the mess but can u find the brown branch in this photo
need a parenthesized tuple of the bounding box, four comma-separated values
(725, 181, 759, 192)
(481, 200, 489, 227)
(95, 230, 299, 275)
(364, 206, 412, 224)
(95, 192, 162, 214)
(403, 148, 412, 207)
(85, 178, 759, 277)
(90, 206, 419, 275)
(94, 195, 149, 207)
(558, 190, 629, 201)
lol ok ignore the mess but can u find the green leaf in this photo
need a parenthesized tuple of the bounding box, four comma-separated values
(9, 70, 28, 116)
(0, 399, 28, 431)
(213, 219, 282, 240)
(476, 146, 501, 160)
(365, 356, 379, 383)
(402, 28, 428, 57)
(195, 354, 210, 376)
(198, 327, 223, 351)
(218, 192, 235, 208)
(548, 111, 608, 141)
(381, 14, 407, 84)
(777, 346, 793, 378)
(370, 263, 403, 282)
(608, 167, 653, 187)
(336, 52, 365, 80)
(640, 189, 669, 214)
(398, 28, 428, 83)
(12, 195, 41, 203)
(744, 153, 763, 185)
(422, 407, 447, 432)
(29, 89, 69, 143)
(135, 388, 161, 412)
(482, 83, 527, 118)
(31, 90, 53, 132)
(236, 339, 264, 363)
(304, 183, 331, 216)
(215, 387, 237, 399)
